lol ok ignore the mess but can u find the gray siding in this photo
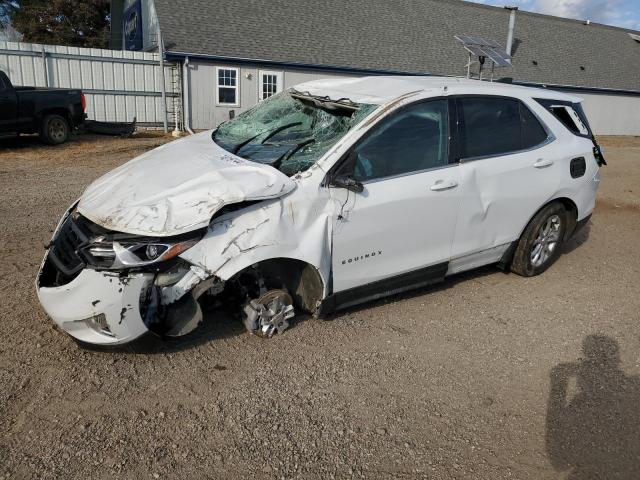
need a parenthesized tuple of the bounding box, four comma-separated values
(186, 61, 355, 130)
(187, 60, 640, 135)
(0, 40, 176, 125)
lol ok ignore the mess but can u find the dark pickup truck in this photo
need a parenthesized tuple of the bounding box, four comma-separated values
(0, 70, 86, 145)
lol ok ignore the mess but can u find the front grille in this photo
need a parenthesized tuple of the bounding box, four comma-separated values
(48, 214, 91, 278)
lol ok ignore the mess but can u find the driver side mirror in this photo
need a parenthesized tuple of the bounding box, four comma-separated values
(332, 174, 364, 193)
(330, 150, 364, 193)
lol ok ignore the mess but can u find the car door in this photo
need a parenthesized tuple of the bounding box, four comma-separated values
(450, 95, 561, 265)
(330, 99, 461, 296)
(0, 73, 18, 133)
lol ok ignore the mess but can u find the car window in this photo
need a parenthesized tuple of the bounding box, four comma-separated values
(458, 97, 550, 159)
(551, 106, 589, 136)
(213, 91, 376, 177)
(534, 98, 593, 139)
(350, 99, 449, 181)
(457, 97, 522, 159)
(520, 103, 549, 149)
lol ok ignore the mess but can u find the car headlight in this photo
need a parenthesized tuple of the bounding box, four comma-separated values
(80, 237, 199, 270)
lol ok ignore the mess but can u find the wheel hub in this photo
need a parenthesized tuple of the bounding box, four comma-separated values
(243, 289, 294, 337)
(530, 214, 562, 267)
(50, 120, 66, 141)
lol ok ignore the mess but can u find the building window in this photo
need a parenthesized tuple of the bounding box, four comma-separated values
(258, 70, 283, 100)
(216, 67, 239, 106)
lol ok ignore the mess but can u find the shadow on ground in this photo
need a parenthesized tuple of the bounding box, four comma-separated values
(546, 334, 640, 479)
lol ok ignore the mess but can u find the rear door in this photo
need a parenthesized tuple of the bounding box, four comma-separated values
(450, 95, 560, 262)
(0, 72, 18, 133)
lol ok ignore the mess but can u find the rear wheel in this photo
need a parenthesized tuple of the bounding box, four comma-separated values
(511, 202, 567, 277)
(41, 114, 70, 145)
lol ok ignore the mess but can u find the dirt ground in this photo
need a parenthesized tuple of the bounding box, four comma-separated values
(0, 133, 639, 480)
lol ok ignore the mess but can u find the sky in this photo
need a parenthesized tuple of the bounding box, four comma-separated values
(467, 0, 640, 31)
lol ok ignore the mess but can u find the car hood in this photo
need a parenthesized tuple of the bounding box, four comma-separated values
(77, 131, 296, 237)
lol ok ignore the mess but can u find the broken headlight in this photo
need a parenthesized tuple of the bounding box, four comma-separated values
(80, 237, 200, 270)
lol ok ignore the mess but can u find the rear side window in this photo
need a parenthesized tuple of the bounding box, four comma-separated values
(520, 104, 548, 148)
(535, 98, 592, 138)
(457, 97, 549, 159)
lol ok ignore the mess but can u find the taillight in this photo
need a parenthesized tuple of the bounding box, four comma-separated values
(81, 93, 86, 112)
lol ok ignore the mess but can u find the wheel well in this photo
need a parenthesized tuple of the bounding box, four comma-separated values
(521, 198, 577, 240)
(40, 109, 72, 126)
(501, 197, 579, 270)
(233, 258, 325, 314)
(554, 197, 578, 240)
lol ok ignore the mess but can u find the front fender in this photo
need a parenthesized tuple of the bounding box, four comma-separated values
(179, 197, 333, 297)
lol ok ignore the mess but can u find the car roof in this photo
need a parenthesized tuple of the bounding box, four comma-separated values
(291, 75, 582, 105)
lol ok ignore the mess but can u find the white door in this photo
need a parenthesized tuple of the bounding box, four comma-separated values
(331, 99, 461, 293)
(451, 96, 562, 259)
(258, 70, 283, 101)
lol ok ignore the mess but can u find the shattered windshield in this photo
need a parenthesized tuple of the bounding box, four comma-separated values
(212, 91, 376, 176)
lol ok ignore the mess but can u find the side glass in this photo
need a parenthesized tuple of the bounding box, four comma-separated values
(350, 99, 450, 182)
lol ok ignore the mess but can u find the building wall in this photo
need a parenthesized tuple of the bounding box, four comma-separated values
(185, 61, 356, 130)
(575, 91, 640, 136)
(185, 60, 640, 135)
(0, 40, 176, 125)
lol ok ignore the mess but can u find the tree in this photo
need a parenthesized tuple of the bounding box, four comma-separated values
(0, 1, 18, 28)
(9, 0, 110, 48)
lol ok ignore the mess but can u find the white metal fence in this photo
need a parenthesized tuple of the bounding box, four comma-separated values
(0, 41, 179, 127)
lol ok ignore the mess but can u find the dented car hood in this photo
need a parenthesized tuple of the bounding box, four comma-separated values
(77, 131, 296, 237)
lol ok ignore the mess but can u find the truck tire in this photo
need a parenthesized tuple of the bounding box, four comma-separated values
(511, 202, 568, 277)
(41, 114, 70, 145)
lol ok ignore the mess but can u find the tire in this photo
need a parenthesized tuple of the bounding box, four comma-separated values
(40, 114, 70, 145)
(511, 202, 568, 277)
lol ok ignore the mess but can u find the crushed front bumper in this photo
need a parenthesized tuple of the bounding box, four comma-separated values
(37, 267, 153, 345)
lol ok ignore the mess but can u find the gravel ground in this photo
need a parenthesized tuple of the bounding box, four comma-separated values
(0, 133, 639, 479)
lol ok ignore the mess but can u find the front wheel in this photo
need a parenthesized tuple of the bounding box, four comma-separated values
(41, 114, 70, 145)
(511, 202, 567, 277)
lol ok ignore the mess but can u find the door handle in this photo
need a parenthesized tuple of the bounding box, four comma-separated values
(533, 158, 554, 168)
(430, 179, 458, 191)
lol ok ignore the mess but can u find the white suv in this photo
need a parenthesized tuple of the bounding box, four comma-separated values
(36, 76, 604, 345)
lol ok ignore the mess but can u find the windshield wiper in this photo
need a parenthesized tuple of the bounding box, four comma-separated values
(260, 122, 302, 145)
(231, 132, 261, 154)
(273, 138, 316, 170)
(230, 122, 302, 155)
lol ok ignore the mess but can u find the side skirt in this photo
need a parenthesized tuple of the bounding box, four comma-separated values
(320, 262, 449, 316)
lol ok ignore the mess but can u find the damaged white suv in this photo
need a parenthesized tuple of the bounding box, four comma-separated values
(37, 76, 604, 345)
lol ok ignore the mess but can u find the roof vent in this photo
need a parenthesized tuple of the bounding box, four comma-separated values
(629, 33, 640, 42)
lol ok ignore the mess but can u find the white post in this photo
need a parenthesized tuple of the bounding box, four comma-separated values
(41, 47, 49, 87)
(183, 57, 194, 134)
(157, 24, 168, 133)
(505, 6, 518, 62)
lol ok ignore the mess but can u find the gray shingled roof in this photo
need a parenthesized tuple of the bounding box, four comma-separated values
(155, 0, 640, 92)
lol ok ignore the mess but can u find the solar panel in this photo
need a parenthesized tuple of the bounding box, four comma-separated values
(455, 35, 512, 67)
